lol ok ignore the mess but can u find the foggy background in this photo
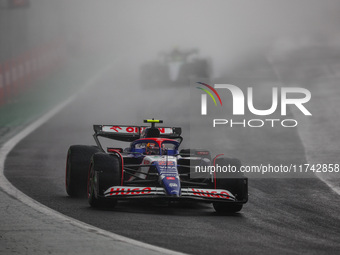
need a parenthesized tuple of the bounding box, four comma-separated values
(1, 0, 340, 77)
(2, 2, 340, 254)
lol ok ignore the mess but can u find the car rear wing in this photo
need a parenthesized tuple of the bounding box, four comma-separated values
(93, 125, 182, 150)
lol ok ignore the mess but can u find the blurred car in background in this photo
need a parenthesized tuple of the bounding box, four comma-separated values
(140, 47, 212, 87)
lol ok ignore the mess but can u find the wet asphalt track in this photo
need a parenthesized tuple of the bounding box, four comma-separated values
(4, 65, 340, 255)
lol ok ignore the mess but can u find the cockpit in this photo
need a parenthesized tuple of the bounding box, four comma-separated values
(130, 139, 179, 156)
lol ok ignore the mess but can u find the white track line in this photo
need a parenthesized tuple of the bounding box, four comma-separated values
(316, 174, 340, 196)
(0, 63, 185, 255)
(268, 56, 340, 196)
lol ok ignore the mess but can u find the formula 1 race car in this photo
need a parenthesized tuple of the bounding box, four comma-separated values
(140, 48, 211, 87)
(65, 119, 248, 213)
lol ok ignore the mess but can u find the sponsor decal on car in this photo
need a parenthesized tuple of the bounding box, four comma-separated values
(104, 186, 235, 200)
(158, 161, 175, 166)
(102, 125, 174, 134)
(107, 187, 152, 196)
(143, 159, 151, 165)
(190, 188, 230, 199)
(103, 126, 139, 133)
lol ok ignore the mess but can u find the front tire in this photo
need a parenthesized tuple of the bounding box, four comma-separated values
(88, 152, 121, 208)
(213, 157, 247, 213)
(65, 145, 100, 197)
(213, 203, 243, 214)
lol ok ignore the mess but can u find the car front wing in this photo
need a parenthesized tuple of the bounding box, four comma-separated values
(103, 186, 239, 202)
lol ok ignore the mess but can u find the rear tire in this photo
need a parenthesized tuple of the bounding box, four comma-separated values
(88, 152, 121, 208)
(65, 145, 100, 197)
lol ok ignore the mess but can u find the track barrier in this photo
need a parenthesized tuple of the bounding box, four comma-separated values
(0, 40, 67, 106)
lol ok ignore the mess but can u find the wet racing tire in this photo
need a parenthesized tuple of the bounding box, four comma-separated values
(88, 152, 121, 208)
(213, 157, 247, 213)
(213, 203, 243, 214)
(65, 145, 100, 197)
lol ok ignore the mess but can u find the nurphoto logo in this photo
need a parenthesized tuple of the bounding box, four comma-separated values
(196, 82, 311, 128)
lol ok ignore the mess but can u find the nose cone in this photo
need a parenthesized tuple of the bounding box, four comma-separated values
(162, 176, 181, 197)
